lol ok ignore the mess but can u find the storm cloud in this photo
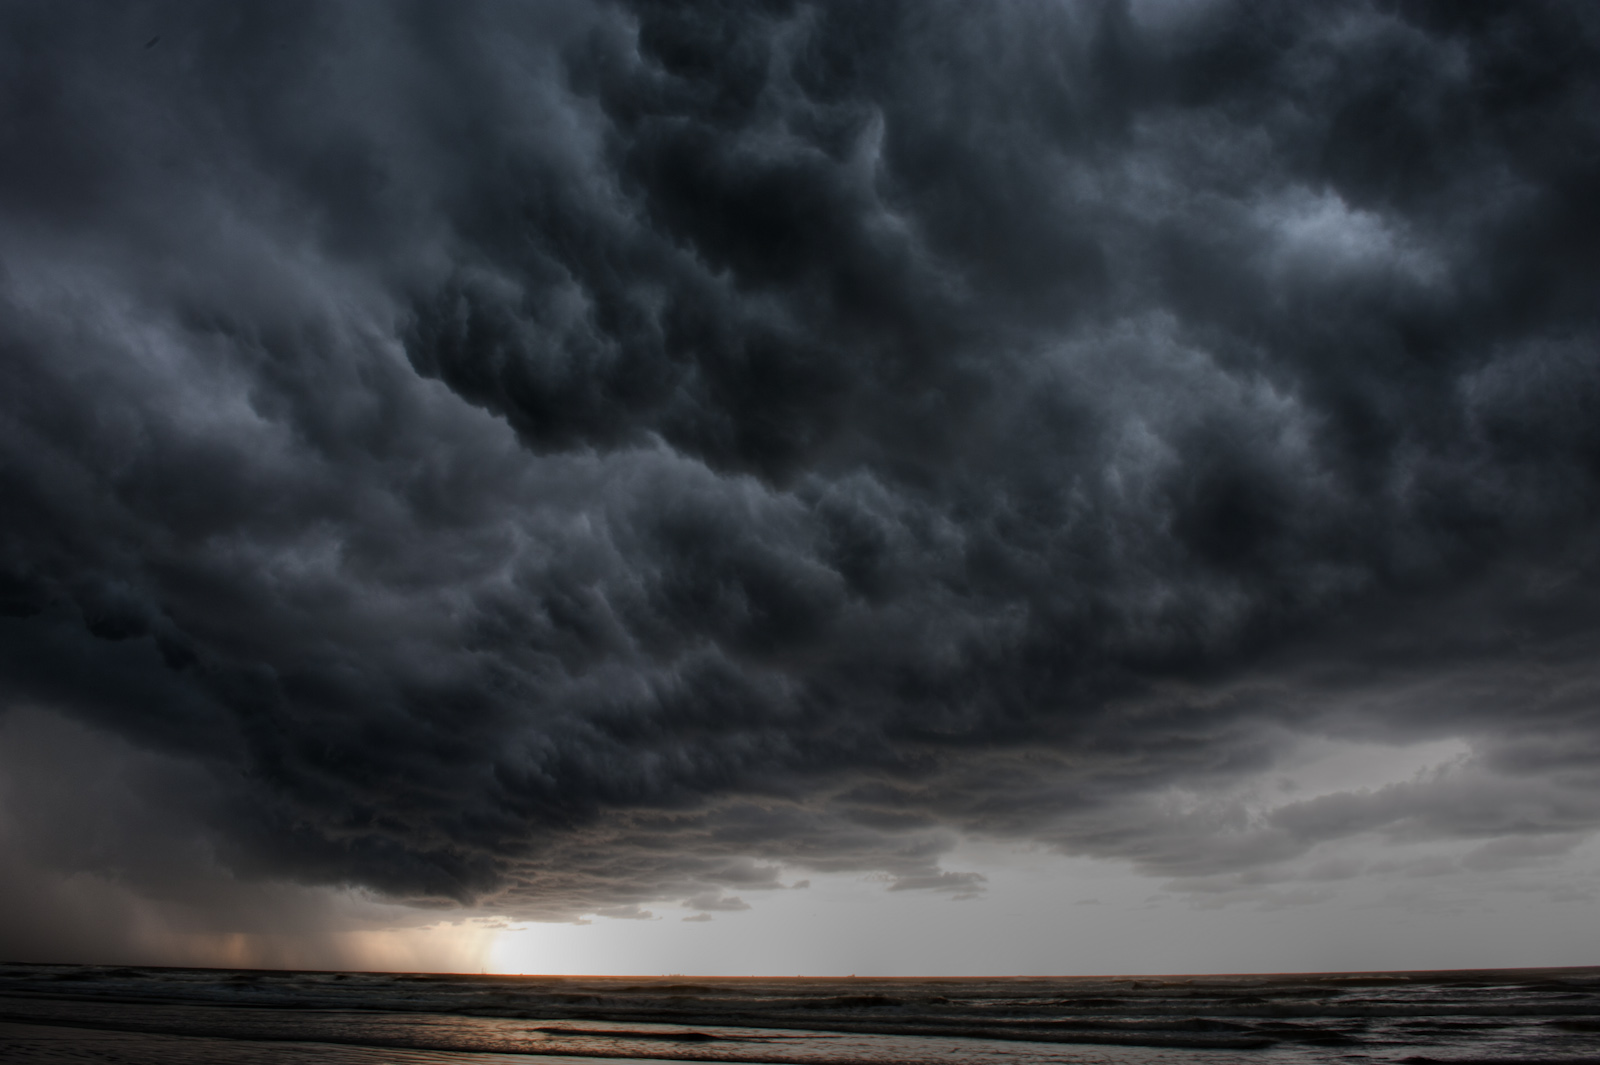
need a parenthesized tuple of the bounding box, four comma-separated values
(2, 0, 1599, 936)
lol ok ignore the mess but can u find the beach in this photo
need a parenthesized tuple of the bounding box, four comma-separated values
(3, 963, 1598, 1064)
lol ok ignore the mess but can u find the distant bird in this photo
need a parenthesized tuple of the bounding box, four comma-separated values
(144, 35, 160, 49)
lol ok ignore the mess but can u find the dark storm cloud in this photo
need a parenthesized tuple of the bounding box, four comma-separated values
(2, 0, 1600, 928)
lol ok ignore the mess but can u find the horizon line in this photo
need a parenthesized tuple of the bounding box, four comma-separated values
(8, 960, 1598, 980)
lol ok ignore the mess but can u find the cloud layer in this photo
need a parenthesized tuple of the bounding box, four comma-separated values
(2, 0, 1599, 932)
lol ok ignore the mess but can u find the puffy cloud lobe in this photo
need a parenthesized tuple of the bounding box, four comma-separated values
(1, 0, 1599, 928)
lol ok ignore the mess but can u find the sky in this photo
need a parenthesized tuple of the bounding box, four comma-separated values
(2, 0, 1599, 976)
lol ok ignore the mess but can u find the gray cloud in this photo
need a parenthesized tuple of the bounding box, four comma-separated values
(2, 0, 1600, 943)
(682, 893, 750, 912)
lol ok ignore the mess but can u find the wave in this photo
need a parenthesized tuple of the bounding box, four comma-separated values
(3, 963, 1599, 1063)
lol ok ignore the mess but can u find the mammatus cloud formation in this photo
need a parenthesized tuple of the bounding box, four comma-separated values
(2, 0, 1599, 949)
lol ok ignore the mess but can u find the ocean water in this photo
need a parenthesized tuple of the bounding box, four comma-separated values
(2, 963, 1598, 1064)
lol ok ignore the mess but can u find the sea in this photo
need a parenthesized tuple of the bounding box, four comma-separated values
(1, 963, 1598, 1064)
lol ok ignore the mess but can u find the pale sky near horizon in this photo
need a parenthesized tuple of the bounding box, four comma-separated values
(3, 0, 1600, 975)
(5, 708, 1597, 975)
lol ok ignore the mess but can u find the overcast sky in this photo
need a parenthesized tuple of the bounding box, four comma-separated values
(3, 0, 1600, 975)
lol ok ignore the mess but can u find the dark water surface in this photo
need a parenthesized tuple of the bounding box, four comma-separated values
(2, 963, 1598, 1064)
